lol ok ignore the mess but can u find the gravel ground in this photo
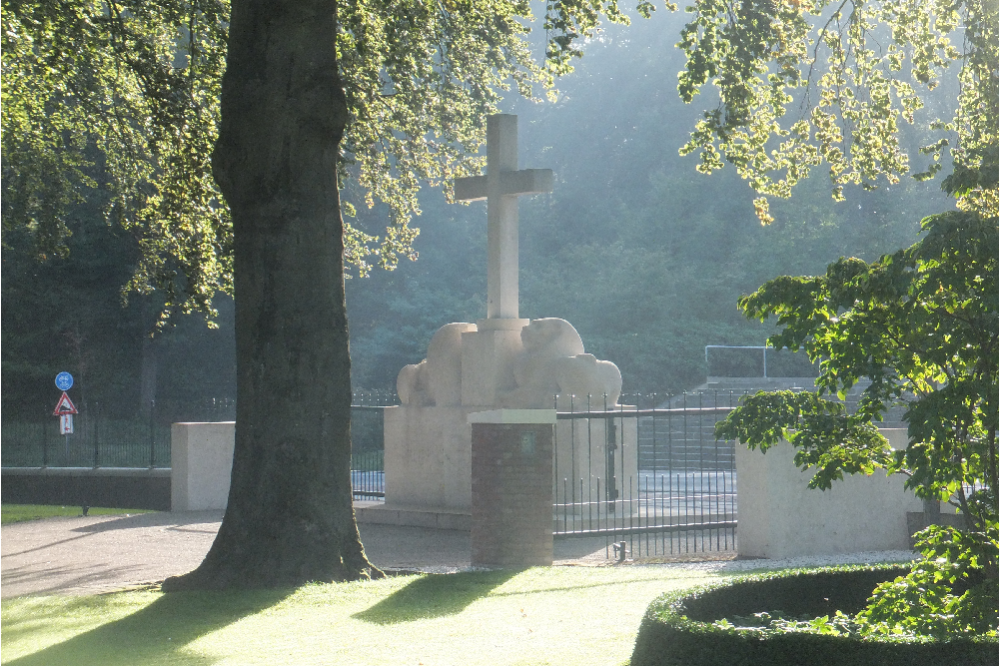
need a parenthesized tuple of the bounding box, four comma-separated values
(0, 511, 614, 598)
(0, 511, 915, 598)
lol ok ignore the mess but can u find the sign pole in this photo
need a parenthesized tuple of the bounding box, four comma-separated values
(53, 373, 77, 461)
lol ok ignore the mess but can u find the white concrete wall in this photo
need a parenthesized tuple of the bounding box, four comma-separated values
(170, 422, 235, 511)
(383, 405, 476, 510)
(737, 428, 923, 558)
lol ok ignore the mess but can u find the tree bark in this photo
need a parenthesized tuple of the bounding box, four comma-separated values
(163, 0, 380, 590)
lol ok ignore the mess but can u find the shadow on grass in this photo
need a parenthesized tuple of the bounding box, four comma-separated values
(354, 569, 518, 624)
(5, 587, 293, 666)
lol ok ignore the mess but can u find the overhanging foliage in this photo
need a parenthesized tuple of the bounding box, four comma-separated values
(675, 0, 998, 222)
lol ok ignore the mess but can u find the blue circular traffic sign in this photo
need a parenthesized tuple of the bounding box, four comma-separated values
(55, 372, 74, 391)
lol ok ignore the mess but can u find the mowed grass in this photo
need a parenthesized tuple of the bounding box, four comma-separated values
(1, 504, 152, 525)
(1, 566, 719, 666)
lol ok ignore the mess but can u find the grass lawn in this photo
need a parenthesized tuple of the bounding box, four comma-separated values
(1, 565, 719, 666)
(1, 504, 152, 525)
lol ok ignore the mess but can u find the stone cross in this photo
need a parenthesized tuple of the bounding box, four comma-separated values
(454, 114, 553, 319)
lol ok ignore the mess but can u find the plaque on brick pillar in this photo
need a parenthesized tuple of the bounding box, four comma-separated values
(469, 409, 556, 566)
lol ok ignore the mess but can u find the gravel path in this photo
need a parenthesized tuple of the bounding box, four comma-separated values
(0, 511, 915, 598)
(0, 511, 614, 598)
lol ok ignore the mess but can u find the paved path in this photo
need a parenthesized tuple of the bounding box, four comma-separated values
(1, 512, 914, 599)
(0, 511, 615, 598)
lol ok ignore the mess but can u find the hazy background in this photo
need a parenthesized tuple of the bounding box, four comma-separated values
(2, 10, 949, 416)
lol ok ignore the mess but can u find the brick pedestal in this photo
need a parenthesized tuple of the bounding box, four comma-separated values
(469, 410, 556, 566)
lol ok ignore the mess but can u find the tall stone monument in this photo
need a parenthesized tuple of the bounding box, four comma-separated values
(360, 115, 630, 530)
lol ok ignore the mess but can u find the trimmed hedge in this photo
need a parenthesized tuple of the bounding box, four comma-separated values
(630, 564, 997, 666)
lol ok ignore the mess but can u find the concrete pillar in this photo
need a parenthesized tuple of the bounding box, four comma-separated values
(170, 422, 235, 511)
(469, 409, 556, 566)
(460, 319, 527, 407)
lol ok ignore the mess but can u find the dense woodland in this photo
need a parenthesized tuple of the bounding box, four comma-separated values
(2, 12, 947, 415)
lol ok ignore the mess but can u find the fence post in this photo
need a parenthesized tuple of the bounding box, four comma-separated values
(42, 418, 49, 467)
(605, 394, 618, 511)
(149, 399, 156, 467)
(93, 401, 100, 468)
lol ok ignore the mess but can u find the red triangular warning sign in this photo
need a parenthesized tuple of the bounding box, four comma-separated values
(53, 392, 78, 415)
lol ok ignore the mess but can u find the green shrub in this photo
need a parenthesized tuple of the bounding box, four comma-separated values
(630, 565, 997, 666)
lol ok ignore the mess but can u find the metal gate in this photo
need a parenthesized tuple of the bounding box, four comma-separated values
(553, 392, 742, 559)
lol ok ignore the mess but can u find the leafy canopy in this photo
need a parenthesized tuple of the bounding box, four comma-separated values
(1, 0, 639, 320)
(2, 0, 231, 319)
(675, 0, 999, 222)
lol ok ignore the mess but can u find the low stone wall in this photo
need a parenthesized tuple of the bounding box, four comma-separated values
(736, 429, 951, 558)
(1, 467, 171, 510)
(170, 422, 235, 511)
(2, 422, 236, 513)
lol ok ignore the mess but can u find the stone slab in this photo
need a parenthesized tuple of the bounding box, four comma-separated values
(354, 503, 472, 531)
(170, 422, 235, 512)
(383, 406, 476, 510)
(736, 428, 927, 559)
(468, 409, 557, 424)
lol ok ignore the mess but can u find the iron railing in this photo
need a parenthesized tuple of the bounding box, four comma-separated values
(348, 389, 394, 499)
(1, 391, 396, 501)
(5, 384, 903, 559)
(0, 398, 234, 469)
(553, 391, 743, 559)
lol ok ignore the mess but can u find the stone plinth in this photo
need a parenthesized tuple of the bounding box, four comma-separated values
(460, 319, 528, 406)
(736, 429, 942, 558)
(382, 405, 476, 510)
(469, 410, 556, 566)
(170, 422, 235, 511)
(383, 315, 624, 530)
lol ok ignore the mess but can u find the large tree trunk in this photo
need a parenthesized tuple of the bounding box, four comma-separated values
(163, 0, 380, 590)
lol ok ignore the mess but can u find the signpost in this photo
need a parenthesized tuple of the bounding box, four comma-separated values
(53, 391, 77, 415)
(53, 373, 77, 451)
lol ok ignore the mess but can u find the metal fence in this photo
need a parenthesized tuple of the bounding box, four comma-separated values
(6, 384, 894, 559)
(553, 391, 742, 559)
(1, 391, 395, 501)
(348, 390, 394, 500)
(0, 398, 235, 468)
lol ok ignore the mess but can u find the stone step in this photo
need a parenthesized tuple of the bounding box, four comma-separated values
(354, 502, 472, 531)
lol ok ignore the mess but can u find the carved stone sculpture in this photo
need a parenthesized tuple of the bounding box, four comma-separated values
(499, 318, 622, 409)
(397, 322, 477, 406)
(552, 353, 623, 409)
(397, 317, 621, 409)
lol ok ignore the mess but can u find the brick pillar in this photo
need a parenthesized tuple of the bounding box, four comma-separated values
(469, 409, 556, 566)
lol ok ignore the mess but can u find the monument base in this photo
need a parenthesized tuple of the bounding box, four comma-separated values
(382, 404, 479, 512)
(381, 402, 637, 530)
(354, 501, 471, 531)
